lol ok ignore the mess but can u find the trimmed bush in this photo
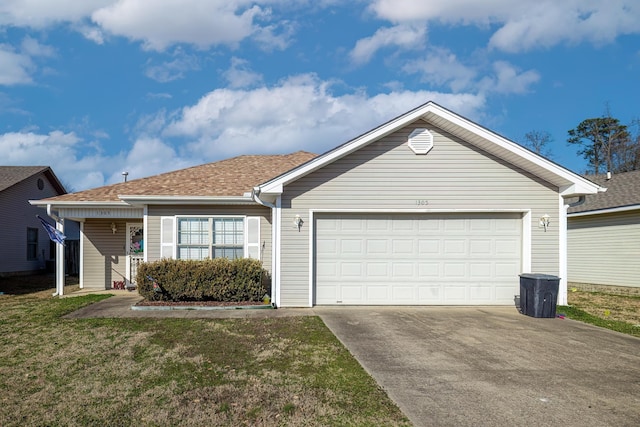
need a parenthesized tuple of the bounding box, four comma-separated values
(136, 258, 270, 302)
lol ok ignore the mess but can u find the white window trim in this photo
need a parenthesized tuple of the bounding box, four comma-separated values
(173, 215, 260, 261)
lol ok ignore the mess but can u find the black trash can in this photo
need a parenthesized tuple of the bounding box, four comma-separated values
(519, 273, 560, 318)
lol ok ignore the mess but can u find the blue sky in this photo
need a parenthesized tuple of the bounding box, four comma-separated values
(1, 0, 639, 191)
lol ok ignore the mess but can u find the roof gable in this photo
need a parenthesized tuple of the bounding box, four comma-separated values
(36, 151, 316, 205)
(257, 101, 602, 198)
(0, 166, 65, 194)
(569, 170, 640, 215)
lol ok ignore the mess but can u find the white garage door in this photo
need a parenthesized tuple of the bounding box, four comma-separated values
(315, 213, 522, 305)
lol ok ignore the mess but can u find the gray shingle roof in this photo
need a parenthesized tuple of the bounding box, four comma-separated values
(38, 151, 317, 203)
(568, 170, 640, 214)
(0, 166, 65, 194)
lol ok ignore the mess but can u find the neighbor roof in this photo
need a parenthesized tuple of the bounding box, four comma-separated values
(0, 166, 65, 194)
(568, 169, 640, 214)
(37, 151, 317, 203)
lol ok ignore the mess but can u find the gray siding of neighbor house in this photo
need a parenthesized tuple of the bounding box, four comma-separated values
(279, 120, 560, 307)
(568, 210, 640, 288)
(146, 205, 272, 272)
(81, 219, 128, 289)
(0, 172, 61, 275)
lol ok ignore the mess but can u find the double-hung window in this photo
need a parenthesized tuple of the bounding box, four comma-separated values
(27, 227, 38, 261)
(176, 217, 253, 261)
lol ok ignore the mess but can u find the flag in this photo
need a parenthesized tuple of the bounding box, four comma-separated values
(37, 215, 66, 245)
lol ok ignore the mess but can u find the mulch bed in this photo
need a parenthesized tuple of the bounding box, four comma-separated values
(135, 300, 267, 307)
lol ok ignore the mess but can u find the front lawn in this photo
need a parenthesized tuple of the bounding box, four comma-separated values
(560, 289, 640, 338)
(0, 289, 410, 426)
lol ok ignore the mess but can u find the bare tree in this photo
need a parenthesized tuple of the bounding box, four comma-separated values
(522, 130, 553, 158)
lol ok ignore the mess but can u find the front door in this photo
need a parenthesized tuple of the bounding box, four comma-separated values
(126, 223, 144, 285)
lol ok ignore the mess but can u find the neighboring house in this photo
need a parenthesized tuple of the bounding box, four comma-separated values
(32, 102, 602, 305)
(0, 166, 68, 276)
(568, 170, 640, 289)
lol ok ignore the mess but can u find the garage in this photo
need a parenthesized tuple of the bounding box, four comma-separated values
(315, 213, 523, 305)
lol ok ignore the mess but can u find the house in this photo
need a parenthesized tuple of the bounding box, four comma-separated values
(32, 102, 602, 305)
(0, 166, 68, 276)
(568, 170, 640, 291)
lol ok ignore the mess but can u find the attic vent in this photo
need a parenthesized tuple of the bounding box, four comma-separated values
(407, 128, 433, 155)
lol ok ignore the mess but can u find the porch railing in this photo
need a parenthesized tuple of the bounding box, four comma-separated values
(130, 255, 144, 285)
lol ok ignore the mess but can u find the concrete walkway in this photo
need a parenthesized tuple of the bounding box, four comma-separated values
(63, 293, 313, 319)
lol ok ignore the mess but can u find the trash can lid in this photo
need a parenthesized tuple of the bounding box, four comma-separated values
(519, 273, 561, 280)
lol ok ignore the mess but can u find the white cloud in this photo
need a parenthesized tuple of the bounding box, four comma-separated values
(76, 25, 106, 44)
(144, 50, 199, 82)
(350, 24, 427, 65)
(107, 137, 195, 184)
(164, 73, 486, 158)
(20, 37, 56, 58)
(368, 0, 640, 52)
(403, 48, 476, 92)
(92, 0, 264, 51)
(223, 57, 264, 88)
(0, 1, 112, 28)
(0, 45, 33, 85)
(479, 61, 540, 94)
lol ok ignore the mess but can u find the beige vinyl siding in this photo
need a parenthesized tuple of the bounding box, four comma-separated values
(0, 173, 61, 274)
(279, 120, 560, 306)
(568, 210, 640, 287)
(146, 205, 272, 272)
(82, 219, 127, 289)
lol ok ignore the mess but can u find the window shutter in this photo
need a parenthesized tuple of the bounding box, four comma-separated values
(246, 216, 261, 260)
(160, 216, 175, 259)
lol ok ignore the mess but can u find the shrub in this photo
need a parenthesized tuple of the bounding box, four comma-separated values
(136, 258, 270, 302)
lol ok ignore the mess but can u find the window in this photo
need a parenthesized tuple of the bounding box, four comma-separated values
(177, 217, 245, 260)
(27, 228, 38, 261)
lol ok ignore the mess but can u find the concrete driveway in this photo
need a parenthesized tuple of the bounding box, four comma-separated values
(316, 306, 640, 427)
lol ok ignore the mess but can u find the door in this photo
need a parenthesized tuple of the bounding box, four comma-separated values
(315, 213, 522, 305)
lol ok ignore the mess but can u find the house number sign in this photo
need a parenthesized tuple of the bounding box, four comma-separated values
(415, 200, 429, 205)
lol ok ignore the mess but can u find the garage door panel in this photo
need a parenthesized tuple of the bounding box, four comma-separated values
(470, 285, 493, 301)
(470, 263, 492, 278)
(366, 240, 388, 254)
(418, 262, 440, 277)
(315, 214, 522, 305)
(393, 239, 414, 253)
(444, 285, 467, 301)
(418, 239, 440, 254)
(470, 239, 492, 255)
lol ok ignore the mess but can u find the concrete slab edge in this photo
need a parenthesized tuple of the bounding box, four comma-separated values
(131, 304, 274, 311)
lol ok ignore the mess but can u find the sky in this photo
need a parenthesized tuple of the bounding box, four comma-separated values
(1, 0, 640, 192)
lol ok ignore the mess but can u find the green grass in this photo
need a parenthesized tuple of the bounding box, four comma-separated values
(0, 292, 410, 427)
(558, 305, 640, 338)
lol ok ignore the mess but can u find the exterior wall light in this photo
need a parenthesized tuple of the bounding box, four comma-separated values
(111, 222, 118, 234)
(539, 214, 550, 232)
(294, 215, 303, 231)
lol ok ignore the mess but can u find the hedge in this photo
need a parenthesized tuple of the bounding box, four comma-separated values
(135, 258, 270, 302)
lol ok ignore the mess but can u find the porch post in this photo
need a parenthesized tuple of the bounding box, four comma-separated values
(56, 219, 65, 296)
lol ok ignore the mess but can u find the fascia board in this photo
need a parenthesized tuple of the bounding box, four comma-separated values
(259, 102, 433, 194)
(117, 195, 255, 205)
(568, 205, 640, 217)
(258, 100, 602, 196)
(29, 200, 128, 208)
(428, 104, 602, 195)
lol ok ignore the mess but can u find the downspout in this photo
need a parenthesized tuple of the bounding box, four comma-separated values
(567, 195, 585, 209)
(252, 188, 278, 308)
(558, 195, 586, 305)
(46, 204, 65, 297)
